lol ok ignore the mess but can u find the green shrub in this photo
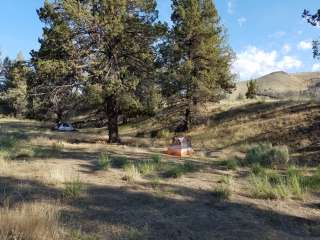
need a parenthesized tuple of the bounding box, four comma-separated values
(249, 167, 306, 200)
(111, 156, 129, 169)
(98, 152, 110, 170)
(0, 136, 18, 150)
(221, 159, 239, 170)
(138, 161, 156, 175)
(163, 166, 184, 178)
(63, 177, 84, 200)
(251, 164, 266, 175)
(212, 185, 231, 201)
(151, 154, 161, 164)
(245, 143, 289, 167)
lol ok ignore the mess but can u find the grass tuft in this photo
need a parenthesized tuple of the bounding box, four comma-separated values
(98, 152, 110, 170)
(63, 177, 84, 200)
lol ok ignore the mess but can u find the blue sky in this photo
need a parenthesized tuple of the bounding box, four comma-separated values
(1, 0, 320, 80)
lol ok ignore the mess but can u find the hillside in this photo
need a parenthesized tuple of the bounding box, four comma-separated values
(1, 99, 320, 239)
(231, 71, 320, 99)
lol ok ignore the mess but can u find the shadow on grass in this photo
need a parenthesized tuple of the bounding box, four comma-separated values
(0, 175, 319, 239)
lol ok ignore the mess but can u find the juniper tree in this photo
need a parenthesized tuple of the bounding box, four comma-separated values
(246, 79, 257, 99)
(303, 9, 320, 59)
(162, 0, 235, 130)
(31, 0, 84, 122)
(62, 0, 165, 142)
(0, 58, 32, 117)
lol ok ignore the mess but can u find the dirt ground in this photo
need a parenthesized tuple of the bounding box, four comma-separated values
(1, 100, 320, 240)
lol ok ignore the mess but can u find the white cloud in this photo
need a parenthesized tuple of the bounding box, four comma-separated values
(312, 63, 320, 71)
(297, 40, 312, 50)
(227, 1, 234, 14)
(233, 46, 303, 80)
(282, 44, 291, 54)
(237, 17, 247, 27)
(277, 56, 302, 69)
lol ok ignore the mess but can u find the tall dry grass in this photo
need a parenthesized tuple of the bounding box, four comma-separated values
(0, 202, 63, 240)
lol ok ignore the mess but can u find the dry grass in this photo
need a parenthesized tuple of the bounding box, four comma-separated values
(0, 202, 63, 240)
(0, 99, 319, 239)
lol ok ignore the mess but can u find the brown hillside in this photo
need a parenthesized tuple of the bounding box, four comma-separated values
(231, 71, 320, 99)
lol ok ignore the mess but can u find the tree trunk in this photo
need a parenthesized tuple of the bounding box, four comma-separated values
(106, 95, 120, 143)
(184, 108, 191, 131)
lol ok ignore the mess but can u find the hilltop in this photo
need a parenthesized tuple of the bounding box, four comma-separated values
(231, 71, 320, 99)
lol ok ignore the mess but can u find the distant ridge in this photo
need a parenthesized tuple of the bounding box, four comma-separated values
(231, 71, 320, 99)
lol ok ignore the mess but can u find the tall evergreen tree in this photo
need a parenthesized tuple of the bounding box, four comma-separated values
(303, 9, 320, 59)
(31, 0, 84, 122)
(62, 0, 165, 142)
(162, 0, 235, 130)
(0, 59, 32, 117)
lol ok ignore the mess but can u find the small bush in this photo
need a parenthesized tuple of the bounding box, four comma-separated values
(251, 164, 266, 175)
(212, 185, 231, 201)
(249, 168, 305, 200)
(123, 164, 141, 182)
(63, 177, 84, 200)
(111, 156, 129, 169)
(0, 136, 18, 150)
(245, 143, 289, 167)
(163, 166, 184, 178)
(138, 161, 156, 175)
(98, 152, 110, 170)
(221, 159, 239, 170)
(151, 154, 161, 164)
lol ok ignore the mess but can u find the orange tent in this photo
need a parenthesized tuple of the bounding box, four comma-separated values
(167, 137, 194, 157)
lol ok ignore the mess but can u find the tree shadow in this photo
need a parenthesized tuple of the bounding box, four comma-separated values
(61, 182, 320, 240)
(0, 176, 61, 207)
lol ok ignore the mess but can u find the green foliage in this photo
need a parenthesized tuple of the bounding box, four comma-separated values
(137, 161, 156, 175)
(63, 177, 84, 200)
(221, 159, 239, 170)
(151, 154, 162, 164)
(111, 156, 129, 169)
(245, 143, 289, 167)
(212, 185, 231, 202)
(0, 60, 32, 117)
(249, 166, 306, 200)
(246, 79, 258, 99)
(161, 0, 235, 114)
(98, 152, 111, 170)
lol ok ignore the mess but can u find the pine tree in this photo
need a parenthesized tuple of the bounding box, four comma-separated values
(303, 9, 320, 59)
(246, 79, 258, 99)
(31, 0, 84, 122)
(0, 60, 32, 116)
(62, 0, 165, 142)
(163, 0, 235, 130)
